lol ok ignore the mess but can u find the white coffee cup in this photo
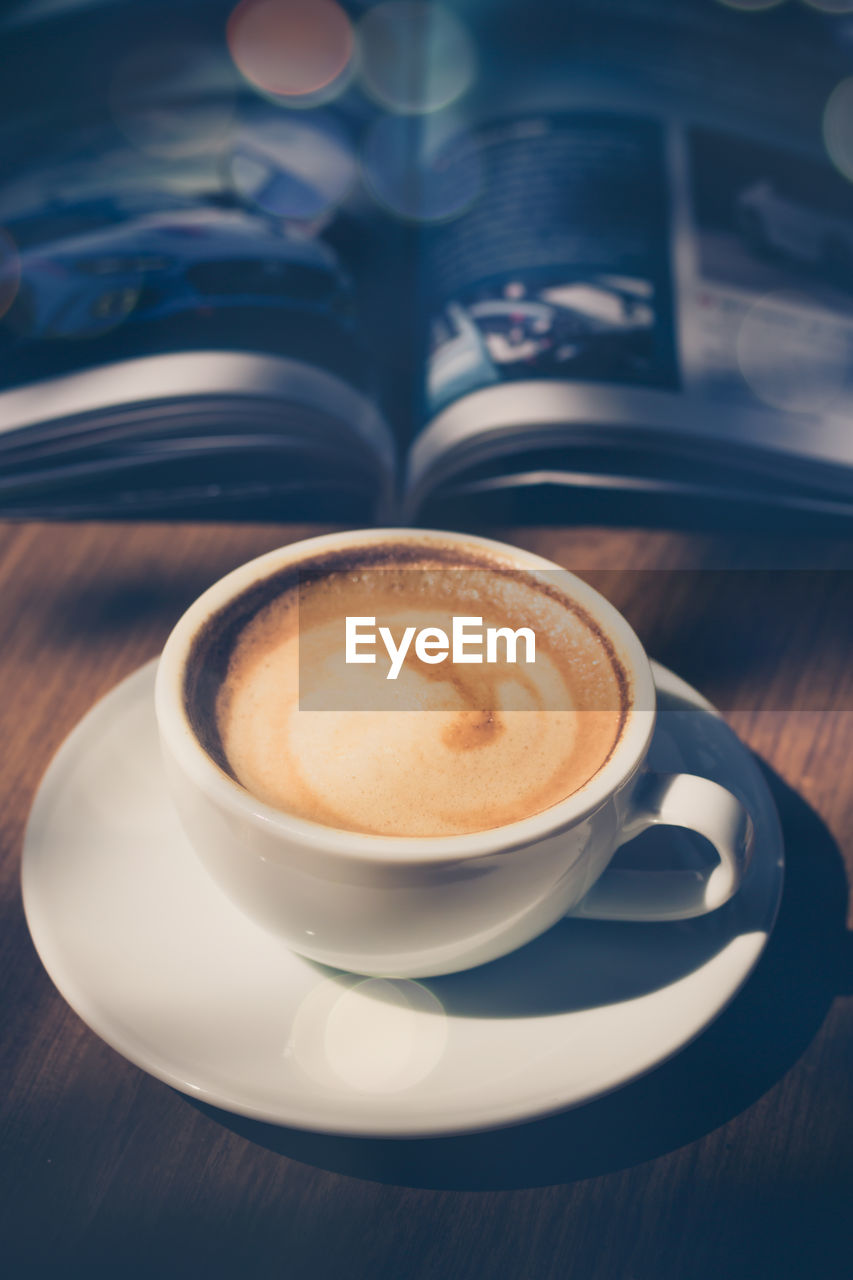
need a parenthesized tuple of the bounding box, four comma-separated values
(155, 529, 753, 978)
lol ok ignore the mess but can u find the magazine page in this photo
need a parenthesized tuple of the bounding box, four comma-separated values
(406, 0, 853, 521)
(0, 0, 400, 518)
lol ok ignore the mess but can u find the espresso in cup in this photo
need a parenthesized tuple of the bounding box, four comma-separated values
(159, 530, 751, 976)
(184, 540, 630, 838)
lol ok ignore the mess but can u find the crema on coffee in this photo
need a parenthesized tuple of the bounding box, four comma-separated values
(185, 542, 630, 838)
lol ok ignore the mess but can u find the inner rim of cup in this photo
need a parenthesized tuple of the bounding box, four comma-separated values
(156, 529, 657, 860)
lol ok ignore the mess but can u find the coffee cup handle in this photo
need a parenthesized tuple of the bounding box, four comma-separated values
(567, 773, 754, 922)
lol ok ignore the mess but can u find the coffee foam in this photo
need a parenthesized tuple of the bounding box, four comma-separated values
(186, 542, 630, 838)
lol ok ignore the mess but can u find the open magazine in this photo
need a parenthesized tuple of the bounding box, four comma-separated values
(1, 0, 852, 523)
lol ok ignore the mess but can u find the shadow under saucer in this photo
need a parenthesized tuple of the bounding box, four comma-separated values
(196, 762, 850, 1190)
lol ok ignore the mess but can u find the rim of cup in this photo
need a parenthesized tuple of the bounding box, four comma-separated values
(154, 528, 657, 863)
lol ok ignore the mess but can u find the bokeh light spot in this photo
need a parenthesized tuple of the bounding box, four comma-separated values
(227, 0, 353, 99)
(736, 291, 849, 413)
(285, 975, 448, 1093)
(358, 2, 476, 115)
(361, 114, 483, 222)
(323, 979, 447, 1092)
(823, 77, 853, 181)
(0, 230, 21, 321)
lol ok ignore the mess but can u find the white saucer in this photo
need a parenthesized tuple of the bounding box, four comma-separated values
(22, 660, 783, 1138)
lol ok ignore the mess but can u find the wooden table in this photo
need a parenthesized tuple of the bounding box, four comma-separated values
(1, 521, 851, 1280)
